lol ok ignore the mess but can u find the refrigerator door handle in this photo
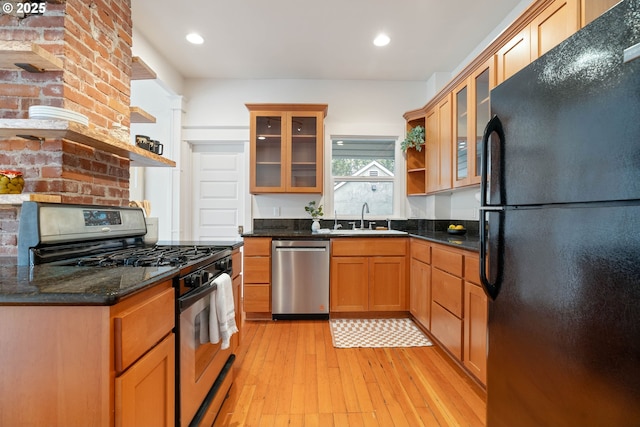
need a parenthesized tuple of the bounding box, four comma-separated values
(479, 208, 504, 300)
(480, 115, 505, 207)
(480, 114, 506, 300)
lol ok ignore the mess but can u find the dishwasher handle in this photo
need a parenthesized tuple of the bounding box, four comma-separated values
(274, 247, 327, 252)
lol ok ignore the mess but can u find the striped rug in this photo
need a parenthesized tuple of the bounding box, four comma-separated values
(329, 318, 433, 348)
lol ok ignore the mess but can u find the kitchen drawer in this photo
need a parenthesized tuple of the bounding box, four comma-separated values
(244, 237, 271, 256)
(464, 254, 480, 285)
(114, 287, 175, 373)
(331, 237, 408, 257)
(244, 256, 270, 284)
(432, 267, 463, 318)
(244, 284, 271, 312)
(232, 249, 242, 279)
(410, 238, 431, 264)
(432, 246, 463, 276)
(431, 301, 463, 360)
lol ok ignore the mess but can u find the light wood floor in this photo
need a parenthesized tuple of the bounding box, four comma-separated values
(213, 318, 486, 427)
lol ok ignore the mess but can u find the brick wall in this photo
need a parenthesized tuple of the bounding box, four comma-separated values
(0, 0, 134, 256)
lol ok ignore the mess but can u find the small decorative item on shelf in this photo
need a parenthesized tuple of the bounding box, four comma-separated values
(110, 114, 128, 141)
(305, 200, 324, 232)
(135, 135, 163, 155)
(0, 170, 24, 194)
(400, 125, 425, 152)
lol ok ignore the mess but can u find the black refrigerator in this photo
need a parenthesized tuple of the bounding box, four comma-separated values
(479, 1, 640, 426)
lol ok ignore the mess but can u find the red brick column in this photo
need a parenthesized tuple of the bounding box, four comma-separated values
(0, 0, 135, 256)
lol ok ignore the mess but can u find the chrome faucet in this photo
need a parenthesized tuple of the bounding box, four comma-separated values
(360, 202, 369, 229)
(334, 210, 342, 230)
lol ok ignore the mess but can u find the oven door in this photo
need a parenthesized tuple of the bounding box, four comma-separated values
(179, 280, 235, 427)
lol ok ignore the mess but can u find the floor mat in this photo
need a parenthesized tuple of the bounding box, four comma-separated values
(329, 318, 433, 348)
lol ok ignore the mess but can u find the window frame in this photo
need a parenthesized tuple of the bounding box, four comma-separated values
(327, 134, 404, 220)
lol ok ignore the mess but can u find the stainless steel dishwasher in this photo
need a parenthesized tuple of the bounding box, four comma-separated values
(272, 239, 330, 320)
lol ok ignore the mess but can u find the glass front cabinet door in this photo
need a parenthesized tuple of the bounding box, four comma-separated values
(453, 57, 495, 188)
(247, 104, 327, 194)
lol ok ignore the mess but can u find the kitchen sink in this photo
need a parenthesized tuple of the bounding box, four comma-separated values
(328, 229, 408, 236)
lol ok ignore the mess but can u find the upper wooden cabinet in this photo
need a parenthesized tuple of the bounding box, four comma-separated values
(425, 94, 452, 193)
(246, 103, 327, 194)
(454, 57, 496, 188)
(471, 58, 495, 185)
(452, 80, 470, 187)
(531, 0, 580, 59)
(406, 0, 596, 190)
(498, 0, 579, 83)
(496, 26, 532, 84)
(581, 0, 620, 26)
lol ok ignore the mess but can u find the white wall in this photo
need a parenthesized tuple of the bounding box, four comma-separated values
(132, 29, 185, 96)
(182, 78, 427, 229)
(130, 80, 185, 242)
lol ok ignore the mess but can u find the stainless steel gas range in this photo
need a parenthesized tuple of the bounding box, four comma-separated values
(18, 201, 237, 427)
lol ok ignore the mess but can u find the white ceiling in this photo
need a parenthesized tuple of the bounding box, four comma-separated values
(131, 0, 526, 81)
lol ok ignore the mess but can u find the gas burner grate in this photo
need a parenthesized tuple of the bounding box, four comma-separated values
(72, 245, 226, 268)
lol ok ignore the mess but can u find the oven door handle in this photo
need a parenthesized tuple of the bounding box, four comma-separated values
(179, 281, 218, 312)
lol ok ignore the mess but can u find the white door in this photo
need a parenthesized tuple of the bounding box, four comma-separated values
(191, 143, 245, 241)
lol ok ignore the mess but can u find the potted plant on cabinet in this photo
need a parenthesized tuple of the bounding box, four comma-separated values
(400, 125, 425, 152)
(305, 201, 324, 232)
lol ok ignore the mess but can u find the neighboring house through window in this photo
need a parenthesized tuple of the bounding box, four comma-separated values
(331, 137, 396, 217)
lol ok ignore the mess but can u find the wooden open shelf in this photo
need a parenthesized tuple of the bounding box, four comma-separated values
(0, 119, 175, 167)
(131, 56, 157, 80)
(0, 194, 62, 205)
(130, 106, 156, 123)
(0, 41, 63, 71)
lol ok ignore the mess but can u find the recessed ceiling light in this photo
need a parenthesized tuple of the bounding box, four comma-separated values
(373, 33, 390, 47)
(186, 33, 204, 45)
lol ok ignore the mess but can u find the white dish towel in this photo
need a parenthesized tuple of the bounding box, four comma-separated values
(208, 273, 238, 349)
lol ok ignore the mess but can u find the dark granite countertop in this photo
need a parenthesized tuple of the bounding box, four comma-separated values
(0, 264, 178, 306)
(0, 241, 243, 306)
(406, 230, 479, 252)
(242, 229, 479, 252)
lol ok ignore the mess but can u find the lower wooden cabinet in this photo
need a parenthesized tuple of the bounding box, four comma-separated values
(330, 238, 408, 313)
(243, 237, 272, 318)
(0, 279, 176, 427)
(410, 238, 431, 328)
(431, 247, 464, 360)
(330, 256, 369, 311)
(463, 254, 488, 384)
(115, 333, 175, 427)
(410, 240, 487, 385)
(410, 258, 431, 328)
(232, 247, 243, 344)
(464, 281, 488, 384)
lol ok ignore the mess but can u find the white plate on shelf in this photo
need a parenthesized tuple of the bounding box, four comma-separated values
(29, 106, 89, 126)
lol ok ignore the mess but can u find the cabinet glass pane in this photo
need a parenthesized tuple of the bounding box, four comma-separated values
(475, 69, 490, 178)
(456, 86, 468, 181)
(290, 116, 317, 188)
(256, 116, 282, 187)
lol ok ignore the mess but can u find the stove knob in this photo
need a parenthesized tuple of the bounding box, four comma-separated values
(201, 271, 211, 283)
(187, 274, 201, 288)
